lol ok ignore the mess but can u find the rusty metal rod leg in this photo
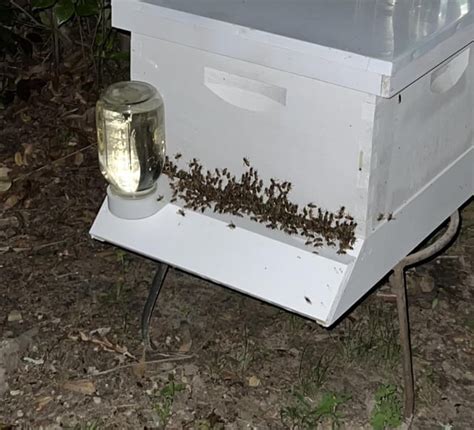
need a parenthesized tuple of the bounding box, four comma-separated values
(390, 211, 460, 421)
(141, 263, 169, 350)
(392, 264, 414, 419)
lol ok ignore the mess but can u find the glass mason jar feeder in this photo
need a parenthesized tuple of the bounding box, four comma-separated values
(96, 81, 166, 219)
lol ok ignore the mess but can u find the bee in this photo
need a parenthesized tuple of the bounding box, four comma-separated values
(156, 195, 164, 202)
(177, 209, 185, 217)
(227, 222, 236, 229)
(387, 213, 395, 221)
(243, 157, 250, 167)
(377, 213, 384, 221)
(174, 153, 182, 160)
(308, 203, 317, 209)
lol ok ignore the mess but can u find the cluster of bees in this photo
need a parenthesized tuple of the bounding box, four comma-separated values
(164, 156, 357, 253)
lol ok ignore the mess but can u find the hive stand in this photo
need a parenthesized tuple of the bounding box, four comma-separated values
(389, 211, 460, 420)
(140, 211, 461, 421)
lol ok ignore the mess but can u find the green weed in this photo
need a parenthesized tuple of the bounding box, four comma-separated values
(153, 377, 185, 429)
(281, 391, 350, 430)
(298, 347, 332, 397)
(370, 384, 402, 430)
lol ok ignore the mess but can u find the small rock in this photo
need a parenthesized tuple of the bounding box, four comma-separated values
(17, 410, 24, 418)
(248, 375, 261, 387)
(0, 328, 38, 395)
(23, 356, 44, 365)
(93, 396, 101, 404)
(10, 389, 21, 396)
(8, 310, 23, 322)
(183, 363, 199, 376)
(419, 276, 435, 293)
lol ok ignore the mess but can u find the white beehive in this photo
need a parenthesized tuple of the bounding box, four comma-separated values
(91, 0, 474, 326)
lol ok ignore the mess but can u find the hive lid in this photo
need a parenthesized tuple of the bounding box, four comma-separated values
(113, 0, 474, 96)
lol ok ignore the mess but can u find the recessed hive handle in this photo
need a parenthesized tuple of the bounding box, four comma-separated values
(430, 47, 470, 94)
(204, 67, 287, 112)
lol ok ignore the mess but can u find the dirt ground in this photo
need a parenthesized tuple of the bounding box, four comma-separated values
(0, 61, 473, 430)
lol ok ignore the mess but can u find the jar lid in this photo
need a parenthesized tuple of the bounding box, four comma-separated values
(102, 81, 157, 106)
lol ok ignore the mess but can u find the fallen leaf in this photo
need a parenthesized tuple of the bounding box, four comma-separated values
(0, 167, 12, 193)
(23, 144, 34, 156)
(74, 152, 84, 166)
(23, 357, 44, 365)
(35, 396, 53, 412)
(63, 379, 96, 395)
(79, 331, 90, 342)
(89, 327, 111, 337)
(20, 112, 32, 123)
(14, 152, 23, 166)
(132, 348, 147, 378)
(178, 339, 193, 353)
(248, 375, 261, 387)
(178, 322, 193, 353)
(8, 310, 22, 322)
(3, 195, 19, 210)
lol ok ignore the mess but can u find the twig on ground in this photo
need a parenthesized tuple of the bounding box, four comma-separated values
(13, 144, 94, 183)
(93, 355, 194, 377)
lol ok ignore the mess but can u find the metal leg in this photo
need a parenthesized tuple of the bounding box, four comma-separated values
(141, 263, 169, 350)
(391, 264, 415, 419)
(389, 211, 460, 421)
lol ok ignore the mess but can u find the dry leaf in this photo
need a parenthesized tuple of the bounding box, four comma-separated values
(132, 348, 147, 378)
(3, 195, 19, 210)
(63, 379, 96, 395)
(75, 330, 136, 360)
(178, 322, 193, 353)
(20, 112, 32, 123)
(14, 152, 23, 166)
(24, 143, 34, 156)
(248, 375, 261, 387)
(35, 396, 53, 412)
(178, 338, 193, 353)
(0, 167, 12, 193)
(74, 152, 84, 166)
(79, 331, 90, 342)
(89, 327, 111, 337)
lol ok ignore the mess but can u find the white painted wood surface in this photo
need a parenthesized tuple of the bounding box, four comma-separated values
(91, 0, 474, 326)
(113, 0, 474, 96)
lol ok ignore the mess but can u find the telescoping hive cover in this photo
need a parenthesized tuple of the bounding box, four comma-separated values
(91, 0, 474, 326)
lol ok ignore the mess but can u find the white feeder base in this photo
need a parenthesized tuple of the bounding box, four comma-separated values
(107, 185, 163, 220)
(90, 147, 473, 326)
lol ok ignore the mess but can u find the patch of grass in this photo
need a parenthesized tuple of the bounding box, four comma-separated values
(339, 303, 400, 366)
(417, 368, 441, 407)
(100, 250, 131, 305)
(115, 249, 129, 267)
(298, 347, 332, 397)
(153, 377, 186, 429)
(287, 313, 307, 333)
(370, 384, 402, 430)
(281, 391, 350, 430)
(225, 326, 255, 378)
